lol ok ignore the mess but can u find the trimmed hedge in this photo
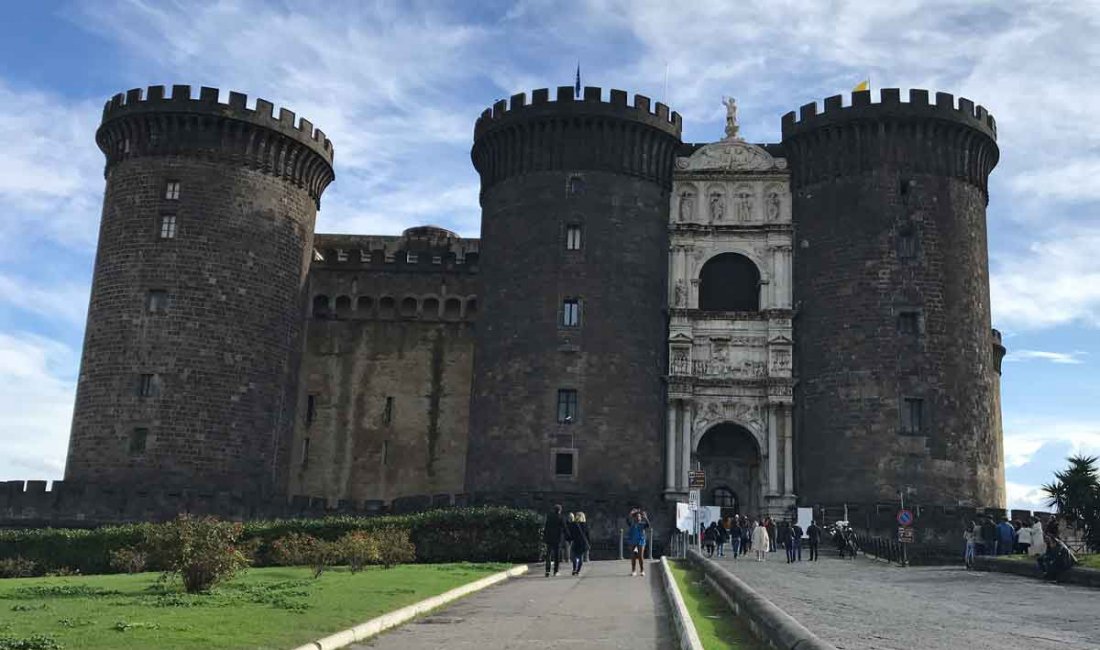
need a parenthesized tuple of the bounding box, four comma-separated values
(0, 507, 541, 576)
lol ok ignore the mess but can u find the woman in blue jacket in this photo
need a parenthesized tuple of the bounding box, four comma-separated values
(627, 508, 650, 577)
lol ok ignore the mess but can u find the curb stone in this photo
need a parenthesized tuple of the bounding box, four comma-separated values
(289, 564, 530, 650)
(660, 557, 705, 650)
(687, 549, 837, 650)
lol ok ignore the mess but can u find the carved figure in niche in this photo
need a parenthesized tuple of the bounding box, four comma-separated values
(736, 189, 754, 222)
(722, 96, 740, 140)
(679, 190, 695, 222)
(671, 348, 689, 374)
(766, 190, 781, 221)
(709, 192, 725, 222)
(674, 279, 686, 307)
(771, 349, 791, 372)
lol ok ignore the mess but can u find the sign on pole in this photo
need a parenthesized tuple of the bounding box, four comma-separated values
(896, 509, 914, 527)
(898, 527, 915, 543)
(688, 489, 700, 510)
(688, 470, 706, 490)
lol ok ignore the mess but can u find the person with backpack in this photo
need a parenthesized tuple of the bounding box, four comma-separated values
(543, 504, 566, 577)
(567, 511, 590, 575)
(703, 522, 718, 557)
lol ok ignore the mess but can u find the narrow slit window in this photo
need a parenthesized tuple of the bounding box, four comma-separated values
(566, 225, 582, 250)
(306, 394, 317, 425)
(137, 373, 156, 398)
(557, 389, 578, 424)
(129, 428, 148, 454)
(562, 299, 580, 327)
(159, 214, 177, 239)
(165, 181, 181, 200)
(902, 398, 924, 434)
(898, 312, 920, 336)
(898, 231, 917, 259)
(301, 437, 310, 466)
(146, 290, 168, 313)
(382, 440, 390, 465)
(383, 396, 394, 425)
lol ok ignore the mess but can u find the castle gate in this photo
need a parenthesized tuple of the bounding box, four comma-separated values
(695, 423, 760, 516)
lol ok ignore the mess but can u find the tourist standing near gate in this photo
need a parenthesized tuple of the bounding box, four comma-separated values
(717, 520, 729, 557)
(792, 521, 804, 561)
(543, 504, 565, 577)
(1015, 519, 1031, 555)
(779, 520, 795, 563)
(963, 520, 977, 569)
(806, 520, 821, 561)
(730, 517, 743, 559)
(567, 512, 590, 575)
(627, 508, 650, 577)
(765, 517, 777, 552)
(997, 517, 1016, 556)
(752, 518, 770, 562)
(1029, 517, 1046, 558)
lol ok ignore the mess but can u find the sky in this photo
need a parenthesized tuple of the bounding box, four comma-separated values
(1, 0, 1098, 511)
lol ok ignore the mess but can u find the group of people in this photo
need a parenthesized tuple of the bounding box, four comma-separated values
(541, 505, 592, 577)
(700, 515, 824, 563)
(963, 515, 1078, 580)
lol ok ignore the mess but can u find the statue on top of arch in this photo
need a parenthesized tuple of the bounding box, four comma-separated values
(722, 96, 741, 141)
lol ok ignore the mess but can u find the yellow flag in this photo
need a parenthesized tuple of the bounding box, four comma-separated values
(854, 80, 870, 92)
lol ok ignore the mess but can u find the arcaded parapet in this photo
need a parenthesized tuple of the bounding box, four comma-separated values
(65, 85, 335, 495)
(783, 89, 1003, 507)
(466, 87, 682, 501)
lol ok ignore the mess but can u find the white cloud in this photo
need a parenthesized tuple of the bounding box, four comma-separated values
(1003, 349, 1086, 365)
(1003, 418, 1100, 468)
(0, 274, 90, 327)
(0, 333, 76, 481)
(991, 228, 1100, 330)
(1005, 480, 1049, 511)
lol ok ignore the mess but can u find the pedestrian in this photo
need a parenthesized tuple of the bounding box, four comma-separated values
(806, 520, 821, 561)
(765, 517, 777, 552)
(980, 517, 998, 556)
(779, 520, 795, 563)
(717, 520, 730, 557)
(627, 508, 650, 577)
(996, 517, 1016, 556)
(1015, 519, 1031, 556)
(1029, 517, 1046, 558)
(752, 518, 770, 562)
(963, 520, 977, 569)
(742, 517, 753, 556)
(566, 512, 590, 575)
(730, 517, 743, 559)
(792, 521, 804, 561)
(543, 504, 565, 577)
(1045, 516, 1060, 541)
(703, 522, 718, 557)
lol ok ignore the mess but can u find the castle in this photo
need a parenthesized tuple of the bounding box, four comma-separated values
(2, 82, 1009, 542)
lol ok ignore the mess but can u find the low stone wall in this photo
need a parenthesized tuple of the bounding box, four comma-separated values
(973, 556, 1100, 589)
(687, 549, 836, 650)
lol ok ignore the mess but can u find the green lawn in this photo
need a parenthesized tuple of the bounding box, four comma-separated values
(0, 563, 510, 650)
(1000, 553, 1099, 569)
(667, 561, 766, 650)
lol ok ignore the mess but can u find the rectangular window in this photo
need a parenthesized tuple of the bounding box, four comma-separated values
(898, 311, 920, 336)
(383, 396, 394, 425)
(137, 373, 156, 398)
(902, 398, 924, 434)
(301, 437, 310, 466)
(146, 289, 168, 313)
(406, 252, 418, 264)
(165, 181, 180, 200)
(566, 225, 582, 250)
(159, 214, 177, 239)
(554, 451, 576, 477)
(898, 232, 917, 259)
(306, 394, 317, 425)
(557, 389, 578, 424)
(562, 299, 580, 327)
(129, 428, 148, 454)
(336, 249, 348, 262)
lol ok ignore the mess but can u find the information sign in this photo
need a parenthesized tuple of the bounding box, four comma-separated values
(688, 470, 706, 490)
(688, 489, 700, 510)
(898, 527, 915, 543)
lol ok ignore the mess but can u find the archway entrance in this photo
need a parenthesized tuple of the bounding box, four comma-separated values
(695, 423, 761, 518)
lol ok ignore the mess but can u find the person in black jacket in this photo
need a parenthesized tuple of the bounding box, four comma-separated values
(543, 504, 566, 577)
(806, 520, 821, 561)
(567, 512, 591, 575)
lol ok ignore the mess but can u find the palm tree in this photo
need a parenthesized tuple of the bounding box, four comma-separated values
(1042, 455, 1100, 552)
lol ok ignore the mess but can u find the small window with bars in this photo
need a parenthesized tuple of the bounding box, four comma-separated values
(137, 373, 157, 398)
(146, 290, 168, 313)
(129, 428, 148, 454)
(898, 311, 920, 336)
(898, 231, 917, 259)
(557, 389, 578, 424)
(159, 214, 177, 239)
(562, 299, 580, 327)
(554, 451, 576, 478)
(165, 181, 181, 200)
(901, 398, 924, 434)
(566, 224, 582, 250)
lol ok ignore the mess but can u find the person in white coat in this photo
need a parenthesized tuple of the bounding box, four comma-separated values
(751, 518, 771, 562)
(1015, 520, 1031, 555)
(1029, 518, 1047, 557)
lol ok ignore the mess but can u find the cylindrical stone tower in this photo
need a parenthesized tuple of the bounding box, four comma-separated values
(466, 87, 681, 506)
(65, 85, 334, 495)
(782, 89, 1003, 506)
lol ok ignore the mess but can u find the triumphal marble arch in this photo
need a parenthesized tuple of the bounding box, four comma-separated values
(665, 115, 796, 517)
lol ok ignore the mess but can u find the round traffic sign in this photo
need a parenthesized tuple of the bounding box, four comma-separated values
(897, 509, 914, 526)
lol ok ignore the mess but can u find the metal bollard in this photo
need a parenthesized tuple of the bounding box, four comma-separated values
(619, 528, 624, 560)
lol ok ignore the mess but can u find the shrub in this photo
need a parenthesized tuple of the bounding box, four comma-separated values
(108, 547, 147, 574)
(373, 528, 416, 568)
(145, 515, 249, 593)
(333, 532, 380, 572)
(0, 634, 63, 650)
(0, 557, 37, 579)
(309, 540, 339, 579)
(269, 533, 322, 567)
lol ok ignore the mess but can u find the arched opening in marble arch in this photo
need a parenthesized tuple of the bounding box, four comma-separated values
(696, 422, 761, 518)
(698, 252, 760, 311)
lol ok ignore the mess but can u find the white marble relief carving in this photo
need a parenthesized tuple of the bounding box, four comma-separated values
(735, 187, 754, 222)
(766, 189, 781, 222)
(679, 189, 696, 222)
(675, 140, 782, 172)
(709, 190, 725, 222)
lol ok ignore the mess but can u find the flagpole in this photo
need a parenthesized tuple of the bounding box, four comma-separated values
(663, 62, 669, 104)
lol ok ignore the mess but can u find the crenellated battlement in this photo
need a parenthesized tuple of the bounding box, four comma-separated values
(473, 85, 681, 140)
(781, 88, 996, 141)
(312, 228, 480, 270)
(96, 85, 335, 203)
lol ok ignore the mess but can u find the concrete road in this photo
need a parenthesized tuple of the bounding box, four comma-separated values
(711, 552, 1100, 649)
(354, 560, 674, 649)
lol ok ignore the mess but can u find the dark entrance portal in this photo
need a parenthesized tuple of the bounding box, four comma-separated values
(695, 423, 760, 517)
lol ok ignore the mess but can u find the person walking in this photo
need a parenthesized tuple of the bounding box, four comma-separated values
(963, 520, 977, 569)
(729, 517, 743, 559)
(627, 508, 650, 577)
(980, 517, 998, 556)
(792, 521, 804, 561)
(1029, 517, 1047, 558)
(567, 511, 590, 575)
(779, 521, 795, 563)
(996, 517, 1016, 556)
(751, 518, 770, 562)
(806, 520, 821, 561)
(717, 520, 730, 557)
(765, 517, 777, 552)
(543, 504, 565, 577)
(703, 522, 718, 557)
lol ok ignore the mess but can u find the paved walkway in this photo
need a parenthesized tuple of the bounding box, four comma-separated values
(354, 560, 674, 649)
(711, 552, 1100, 650)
